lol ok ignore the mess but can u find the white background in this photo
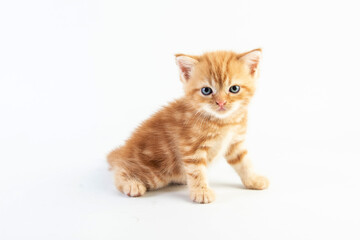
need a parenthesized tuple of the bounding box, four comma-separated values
(1, 0, 360, 239)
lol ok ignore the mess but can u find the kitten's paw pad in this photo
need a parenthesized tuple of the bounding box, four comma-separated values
(243, 175, 269, 190)
(190, 188, 215, 204)
(118, 182, 146, 197)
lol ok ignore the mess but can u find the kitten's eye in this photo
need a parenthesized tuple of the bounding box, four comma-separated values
(229, 85, 240, 93)
(201, 87, 213, 96)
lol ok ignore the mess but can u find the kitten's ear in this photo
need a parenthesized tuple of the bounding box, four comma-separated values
(238, 48, 262, 77)
(175, 54, 199, 83)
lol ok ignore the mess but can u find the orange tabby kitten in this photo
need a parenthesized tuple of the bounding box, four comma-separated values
(107, 49, 269, 203)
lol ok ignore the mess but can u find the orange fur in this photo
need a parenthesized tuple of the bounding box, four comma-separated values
(107, 49, 269, 203)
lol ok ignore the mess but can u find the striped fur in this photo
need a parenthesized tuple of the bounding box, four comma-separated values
(107, 49, 269, 203)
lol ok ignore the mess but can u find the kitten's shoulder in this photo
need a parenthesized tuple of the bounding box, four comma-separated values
(165, 97, 190, 112)
(143, 97, 190, 123)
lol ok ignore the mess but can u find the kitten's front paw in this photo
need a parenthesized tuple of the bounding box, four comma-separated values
(243, 175, 269, 190)
(190, 187, 215, 204)
(118, 181, 147, 197)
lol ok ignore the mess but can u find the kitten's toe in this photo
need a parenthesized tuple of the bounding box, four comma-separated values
(118, 181, 146, 197)
(243, 175, 269, 190)
(190, 187, 215, 204)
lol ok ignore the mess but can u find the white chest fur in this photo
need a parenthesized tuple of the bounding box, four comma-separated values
(210, 130, 234, 162)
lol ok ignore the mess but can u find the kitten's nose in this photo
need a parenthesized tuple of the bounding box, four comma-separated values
(216, 100, 227, 108)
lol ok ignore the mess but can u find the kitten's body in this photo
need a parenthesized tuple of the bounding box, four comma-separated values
(108, 50, 269, 203)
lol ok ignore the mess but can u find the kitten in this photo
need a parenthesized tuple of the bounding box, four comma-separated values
(107, 49, 269, 203)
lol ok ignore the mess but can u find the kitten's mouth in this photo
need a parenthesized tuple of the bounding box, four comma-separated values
(202, 104, 236, 119)
(216, 105, 230, 112)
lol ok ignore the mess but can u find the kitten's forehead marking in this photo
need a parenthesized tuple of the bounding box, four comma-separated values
(208, 77, 236, 92)
(205, 53, 234, 87)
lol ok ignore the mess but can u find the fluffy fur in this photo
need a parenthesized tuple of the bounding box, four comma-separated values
(107, 49, 269, 203)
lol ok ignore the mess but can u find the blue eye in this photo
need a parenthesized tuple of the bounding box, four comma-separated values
(201, 87, 213, 95)
(229, 85, 240, 93)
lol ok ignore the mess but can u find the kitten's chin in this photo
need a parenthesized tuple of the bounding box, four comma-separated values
(202, 103, 240, 119)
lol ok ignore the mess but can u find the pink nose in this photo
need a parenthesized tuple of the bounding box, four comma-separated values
(216, 100, 227, 108)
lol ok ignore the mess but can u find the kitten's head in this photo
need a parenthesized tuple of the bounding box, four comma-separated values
(175, 49, 262, 119)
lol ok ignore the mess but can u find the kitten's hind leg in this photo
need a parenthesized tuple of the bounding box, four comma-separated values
(112, 166, 147, 197)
